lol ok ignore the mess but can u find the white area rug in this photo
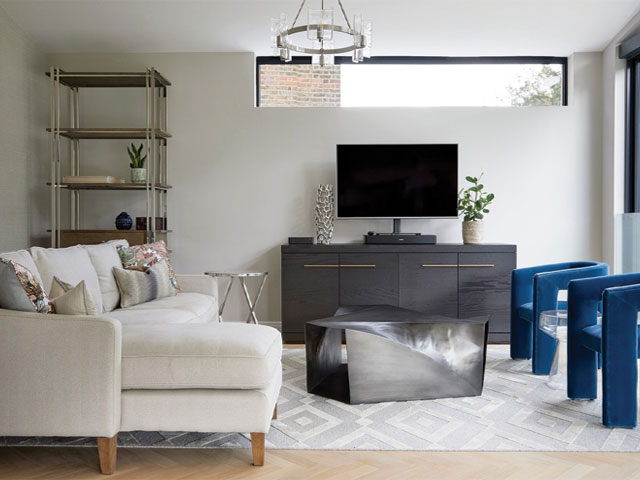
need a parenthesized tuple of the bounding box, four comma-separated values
(4, 346, 640, 451)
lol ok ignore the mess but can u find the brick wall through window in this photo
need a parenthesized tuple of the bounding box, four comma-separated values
(259, 64, 341, 107)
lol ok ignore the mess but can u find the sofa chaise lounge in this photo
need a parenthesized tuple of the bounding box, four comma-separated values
(0, 242, 282, 473)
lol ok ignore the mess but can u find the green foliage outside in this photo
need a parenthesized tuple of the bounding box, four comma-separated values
(506, 65, 562, 106)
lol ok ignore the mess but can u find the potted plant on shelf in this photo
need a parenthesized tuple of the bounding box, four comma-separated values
(127, 143, 147, 184)
(457, 173, 495, 244)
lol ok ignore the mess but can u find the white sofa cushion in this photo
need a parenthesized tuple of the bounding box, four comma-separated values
(121, 323, 282, 390)
(105, 292, 216, 325)
(0, 250, 42, 286)
(30, 246, 104, 313)
(84, 243, 125, 312)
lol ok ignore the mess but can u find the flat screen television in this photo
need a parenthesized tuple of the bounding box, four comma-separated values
(336, 144, 458, 219)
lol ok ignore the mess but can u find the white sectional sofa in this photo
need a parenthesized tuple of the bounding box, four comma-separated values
(0, 242, 282, 474)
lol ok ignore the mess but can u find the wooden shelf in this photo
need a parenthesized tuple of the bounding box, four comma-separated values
(45, 71, 171, 88)
(46, 128, 171, 140)
(47, 182, 172, 191)
(54, 229, 169, 248)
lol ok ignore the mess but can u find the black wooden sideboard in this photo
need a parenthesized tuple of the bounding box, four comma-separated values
(281, 243, 517, 344)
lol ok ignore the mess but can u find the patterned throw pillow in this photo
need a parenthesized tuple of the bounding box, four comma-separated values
(49, 276, 99, 316)
(0, 258, 53, 313)
(117, 240, 180, 292)
(113, 260, 177, 308)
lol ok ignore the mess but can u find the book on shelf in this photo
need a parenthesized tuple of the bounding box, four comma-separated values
(62, 176, 125, 184)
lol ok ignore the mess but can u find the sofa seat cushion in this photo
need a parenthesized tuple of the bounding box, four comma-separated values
(121, 323, 282, 390)
(106, 292, 216, 325)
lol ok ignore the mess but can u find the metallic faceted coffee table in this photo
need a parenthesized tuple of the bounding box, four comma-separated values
(305, 305, 488, 404)
(204, 271, 268, 324)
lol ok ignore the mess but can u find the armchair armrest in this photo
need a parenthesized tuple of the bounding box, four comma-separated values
(601, 284, 640, 427)
(535, 262, 609, 312)
(510, 262, 605, 361)
(568, 273, 640, 333)
(567, 273, 640, 400)
(0, 309, 121, 437)
(531, 262, 608, 374)
(511, 262, 583, 325)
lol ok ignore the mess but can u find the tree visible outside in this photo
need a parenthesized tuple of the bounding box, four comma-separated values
(505, 65, 562, 106)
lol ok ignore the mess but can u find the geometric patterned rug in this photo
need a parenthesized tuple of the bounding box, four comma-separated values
(3, 346, 640, 452)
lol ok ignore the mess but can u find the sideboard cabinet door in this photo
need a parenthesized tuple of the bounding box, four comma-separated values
(339, 253, 399, 306)
(399, 253, 458, 317)
(458, 252, 515, 342)
(282, 254, 340, 337)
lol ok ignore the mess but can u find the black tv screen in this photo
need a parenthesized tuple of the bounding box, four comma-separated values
(337, 144, 459, 218)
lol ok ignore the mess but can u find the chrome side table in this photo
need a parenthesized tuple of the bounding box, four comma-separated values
(204, 271, 268, 324)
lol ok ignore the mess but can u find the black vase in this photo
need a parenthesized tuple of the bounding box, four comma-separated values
(115, 212, 133, 230)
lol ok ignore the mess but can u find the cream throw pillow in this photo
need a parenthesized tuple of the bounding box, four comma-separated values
(50, 276, 99, 316)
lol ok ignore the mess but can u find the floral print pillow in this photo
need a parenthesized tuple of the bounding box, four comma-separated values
(117, 240, 181, 292)
(0, 258, 53, 313)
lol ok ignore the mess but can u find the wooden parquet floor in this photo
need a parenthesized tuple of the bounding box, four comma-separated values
(1, 447, 640, 480)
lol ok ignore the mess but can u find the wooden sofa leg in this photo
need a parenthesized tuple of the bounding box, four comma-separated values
(272, 404, 278, 420)
(250, 432, 265, 466)
(97, 434, 118, 475)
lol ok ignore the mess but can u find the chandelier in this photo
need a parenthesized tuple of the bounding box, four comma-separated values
(271, 0, 371, 67)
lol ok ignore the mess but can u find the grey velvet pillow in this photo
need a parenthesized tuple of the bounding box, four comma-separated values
(113, 260, 177, 308)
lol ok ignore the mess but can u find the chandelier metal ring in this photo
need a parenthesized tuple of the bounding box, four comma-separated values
(279, 25, 363, 56)
(271, 0, 371, 66)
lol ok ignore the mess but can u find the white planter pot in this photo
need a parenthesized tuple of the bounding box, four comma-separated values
(131, 168, 147, 184)
(462, 221, 484, 244)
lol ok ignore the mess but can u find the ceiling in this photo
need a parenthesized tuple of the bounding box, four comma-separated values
(2, 0, 640, 56)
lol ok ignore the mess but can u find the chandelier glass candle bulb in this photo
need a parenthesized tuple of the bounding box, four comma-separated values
(271, 0, 371, 67)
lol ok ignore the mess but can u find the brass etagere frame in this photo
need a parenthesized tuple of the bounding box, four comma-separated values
(47, 68, 171, 247)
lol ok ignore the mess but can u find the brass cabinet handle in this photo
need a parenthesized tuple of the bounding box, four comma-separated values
(459, 264, 495, 267)
(303, 265, 340, 268)
(340, 264, 376, 268)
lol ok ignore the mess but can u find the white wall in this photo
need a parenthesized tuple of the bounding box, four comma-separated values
(46, 52, 604, 329)
(0, 7, 48, 251)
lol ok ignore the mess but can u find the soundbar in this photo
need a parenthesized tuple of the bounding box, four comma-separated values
(364, 233, 437, 245)
(288, 236, 315, 245)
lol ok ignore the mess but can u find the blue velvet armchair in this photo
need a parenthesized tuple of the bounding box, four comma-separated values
(568, 279, 640, 428)
(510, 261, 609, 375)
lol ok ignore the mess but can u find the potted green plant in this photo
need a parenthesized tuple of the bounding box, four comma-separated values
(127, 143, 147, 184)
(457, 173, 495, 244)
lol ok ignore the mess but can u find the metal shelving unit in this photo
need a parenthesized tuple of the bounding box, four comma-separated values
(47, 68, 171, 247)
